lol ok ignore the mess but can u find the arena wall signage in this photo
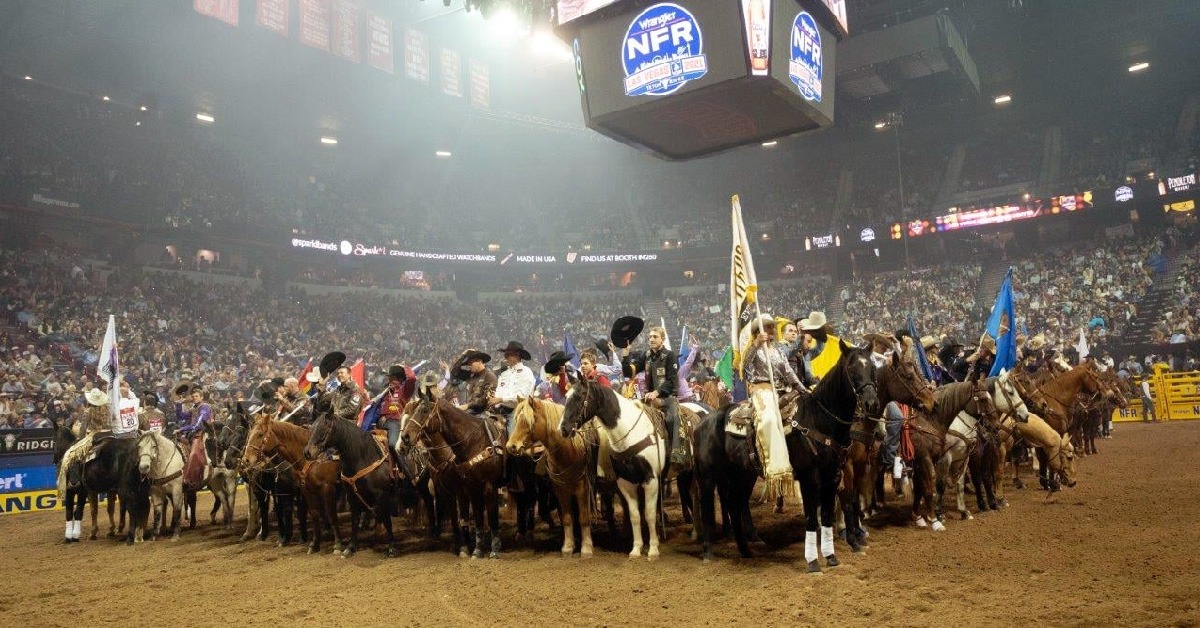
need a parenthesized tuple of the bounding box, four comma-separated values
(858, 227, 876, 243)
(803, 233, 840, 250)
(288, 237, 660, 266)
(0, 490, 61, 515)
(29, 192, 82, 210)
(1159, 172, 1198, 195)
(1114, 185, 1134, 203)
(895, 191, 1094, 237)
(0, 429, 55, 458)
(620, 3, 709, 97)
(0, 466, 58, 493)
(788, 11, 823, 102)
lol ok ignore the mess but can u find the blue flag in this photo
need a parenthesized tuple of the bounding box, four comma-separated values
(987, 268, 1018, 376)
(677, 325, 691, 367)
(359, 394, 383, 431)
(907, 316, 935, 382)
(563, 332, 581, 368)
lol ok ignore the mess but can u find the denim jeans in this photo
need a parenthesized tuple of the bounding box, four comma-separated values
(883, 401, 904, 466)
(381, 419, 400, 449)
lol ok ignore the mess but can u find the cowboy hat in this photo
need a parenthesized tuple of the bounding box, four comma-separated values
(543, 351, 574, 377)
(173, 380, 196, 396)
(255, 379, 281, 403)
(318, 351, 347, 376)
(920, 335, 939, 350)
(497, 341, 532, 361)
(85, 388, 109, 407)
(863, 332, 897, 350)
(305, 369, 322, 383)
(1027, 334, 1047, 350)
(594, 338, 613, 361)
(748, 313, 777, 335)
(797, 311, 828, 331)
(965, 334, 996, 363)
(610, 316, 644, 349)
(387, 364, 409, 380)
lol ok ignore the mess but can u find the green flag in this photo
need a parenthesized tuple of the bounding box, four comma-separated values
(716, 346, 734, 391)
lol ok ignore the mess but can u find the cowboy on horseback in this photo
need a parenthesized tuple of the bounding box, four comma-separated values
(621, 325, 685, 466)
(376, 364, 415, 448)
(139, 390, 166, 433)
(175, 383, 212, 490)
(488, 341, 536, 432)
(453, 348, 497, 414)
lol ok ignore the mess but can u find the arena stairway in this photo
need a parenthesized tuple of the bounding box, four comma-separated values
(1122, 260, 1180, 344)
(825, 280, 849, 332)
(971, 260, 1011, 336)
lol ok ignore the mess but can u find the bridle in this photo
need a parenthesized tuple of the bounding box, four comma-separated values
(881, 358, 933, 411)
(991, 375, 1029, 421)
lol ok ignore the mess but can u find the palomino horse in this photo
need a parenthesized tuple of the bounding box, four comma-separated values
(1015, 362, 1108, 489)
(841, 346, 937, 551)
(993, 412, 1077, 491)
(562, 378, 672, 560)
(507, 397, 594, 558)
(401, 393, 510, 559)
(305, 408, 398, 558)
(243, 415, 345, 555)
(136, 430, 185, 541)
(906, 379, 996, 531)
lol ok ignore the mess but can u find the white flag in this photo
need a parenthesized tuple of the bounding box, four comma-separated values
(97, 315, 121, 424)
(660, 317, 671, 351)
(1076, 328, 1090, 363)
(729, 194, 759, 372)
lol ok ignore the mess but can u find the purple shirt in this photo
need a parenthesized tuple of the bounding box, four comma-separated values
(175, 402, 212, 436)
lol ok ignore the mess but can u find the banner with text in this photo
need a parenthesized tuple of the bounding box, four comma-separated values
(299, 0, 332, 52)
(255, 0, 288, 36)
(469, 58, 490, 108)
(195, 0, 239, 26)
(331, 0, 361, 63)
(405, 28, 431, 83)
(441, 47, 462, 97)
(366, 11, 394, 73)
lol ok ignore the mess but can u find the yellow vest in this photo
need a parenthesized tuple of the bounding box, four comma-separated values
(809, 335, 842, 379)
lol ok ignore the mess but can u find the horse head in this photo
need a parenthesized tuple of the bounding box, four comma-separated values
(1055, 433, 1078, 487)
(399, 397, 439, 449)
(136, 431, 156, 476)
(562, 378, 613, 437)
(992, 370, 1030, 422)
(506, 397, 537, 455)
(52, 421, 77, 467)
(303, 409, 335, 461)
(840, 341, 881, 418)
(879, 346, 935, 414)
(241, 412, 275, 470)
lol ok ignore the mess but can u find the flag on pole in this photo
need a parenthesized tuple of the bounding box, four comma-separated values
(659, 317, 671, 351)
(907, 316, 935, 382)
(677, 325, 690, 367)
(729, 194, 759, 374)
(716, 347, 734, 390)
(986, 268, 1018, 376)
(97, 315, 121, 425)
(563, 332, 581, 368)
(1076, 328, 1090, 363)
(297, 357, 314, 395)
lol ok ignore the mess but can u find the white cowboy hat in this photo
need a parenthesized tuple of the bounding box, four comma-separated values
(965, 334, 996, 363)
(797, 311, 828, 331)
(305, 368, 322, 383)
(748, 313, 777, 335)
(85, 388, 109, 407)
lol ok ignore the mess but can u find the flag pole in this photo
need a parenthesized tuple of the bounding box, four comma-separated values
(733, 195, 778, 397)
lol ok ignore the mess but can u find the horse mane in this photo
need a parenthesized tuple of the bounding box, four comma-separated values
(330, 416, 378, 462)
(930, 382, 977, 426)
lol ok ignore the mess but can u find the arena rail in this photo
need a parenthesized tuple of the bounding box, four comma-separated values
(1112, 367, 1200, 423)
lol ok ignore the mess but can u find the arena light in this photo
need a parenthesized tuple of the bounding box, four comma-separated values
(23, 75, 32, 81)
(993, 94, 1012, 105)
(101, 95, 111, 102)
(761, 140, 777, 147)
(320, 136, 338, 145)
(435, 150, 452, 158)
(874, 121, 887, 130)
(1128, 61, 1150, 73)
(139, 105, 148, 111)
(195, 112, 215, 123)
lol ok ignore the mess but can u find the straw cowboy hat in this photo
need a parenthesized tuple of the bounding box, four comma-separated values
(797, 311, 829, 331)
(863, 332, 898, 351)
(965, 334, 996, 363)
(85, 388, 109, 407)
(920, 335, 940, 351)
(1027, 334, 1048, 350)
(749, 313, 777, 335)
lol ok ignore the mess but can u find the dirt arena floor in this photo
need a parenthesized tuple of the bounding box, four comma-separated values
(4, 421, 1199, 627)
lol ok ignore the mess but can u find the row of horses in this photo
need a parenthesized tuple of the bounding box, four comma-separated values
(55, 346, 1123, 573)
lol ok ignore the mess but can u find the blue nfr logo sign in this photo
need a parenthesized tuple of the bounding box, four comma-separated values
(621, 3, 708, 97)
(789, 11, 823, 102)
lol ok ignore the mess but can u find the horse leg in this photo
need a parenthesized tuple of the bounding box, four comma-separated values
(576, 484, 594, 558)
(644, 478, 661, 561)
(557, 486, 576, 556)
(186, 489, 197, 529)
(419, 477, 438, 539)
(275, 489, 293, 547)
(678, 471, 695, 526)
(921, 455, 940, 531)
(798, 473, 822, 573)
(819, 463, 840, 568)
(342, 500, 360, 558)
(487, 487, 501, 560)
(698, 474, 718, 561)
(470, 491, 486, 559)
(382, 491, 398, 558)
(169, 486, 183, 540)
(618, 479, 642, 558)
(324, 488, 343, 555)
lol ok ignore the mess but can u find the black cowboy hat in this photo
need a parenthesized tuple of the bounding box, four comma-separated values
(543, 351, 573, 376)
(458, 349, 491, 369)
(610, 316, 644, 349)
(497, 341, 532, 361)
(387, 364, 408, 380)
(594, 338, 612, 360)
(173, 381, 198, 396)
(255, 379, 281, 403)
(318, 351, 347, 377)
(140, 390, 160, 405)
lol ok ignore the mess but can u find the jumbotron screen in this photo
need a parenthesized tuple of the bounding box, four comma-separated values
(560, 0, 847, 34)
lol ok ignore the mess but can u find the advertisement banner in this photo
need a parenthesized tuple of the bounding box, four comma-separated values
(194, 0, 239, 26)
(0, 466, 59, 493)
(255, 0, 288, 36)
(1159, 172, 1198, 196)
(469, 58, 490, 108)
(0, 429, 55, 459)
(331, 0, 361, 63)
(299, 0, 332, 52)
(741, 0, 770, 76)
(404, 28, 431, 83)
(0, 490, 63, 515)
(366, 12, 394, 73)
(29, 191, 82, 210)
(620, 3, 708, 97)
(289, 236, 661, 265)
(557, 0, 620, 25)
(441, 48, 462, 98)
(788, 11, 823, 102)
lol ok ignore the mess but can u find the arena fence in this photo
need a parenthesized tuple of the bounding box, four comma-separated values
(1112, 367, 1200, 423)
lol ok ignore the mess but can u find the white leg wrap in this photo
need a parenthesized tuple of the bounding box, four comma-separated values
(804, 530, 818, 563)
(71, 520, 81, 539)
(65, 521, 72, 539)
(821, 525, 835, 557)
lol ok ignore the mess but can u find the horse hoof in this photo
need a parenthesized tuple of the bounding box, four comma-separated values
(647, 551, 660, 561)
(853, 547, 865, 554)
(931, 520, 946, 532)
(628, 550, 642, 559)
(702, 554, 714, 563)
(806, 560, 822, 574)
(386, 548, 398, 558)
(581, 550, 594, 559)
(826, 554, 839, 567)
(962, 513, 973, 521)
(489, 551, 500, 560)
(459, 550, 470, 559)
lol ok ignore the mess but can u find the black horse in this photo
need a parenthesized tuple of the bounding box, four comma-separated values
(224, 402, 309, 546)
(304, 404, 398, 558)
(693, 342, 878, 567)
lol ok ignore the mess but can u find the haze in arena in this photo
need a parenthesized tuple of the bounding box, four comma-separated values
(3, 1, 1200, 625)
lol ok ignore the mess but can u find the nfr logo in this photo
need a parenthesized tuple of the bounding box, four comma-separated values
(788, 12, 823, 102)
(621, 3, 708, 97)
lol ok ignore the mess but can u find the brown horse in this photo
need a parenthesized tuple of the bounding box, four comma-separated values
(507, 397, 594, 557)
(1015, 363, 1108, 489)
(697, 381, 731, 410)
(840, 347, 936, 550)
(242, 414, 345, 555)
(401, 393, 506, 559)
